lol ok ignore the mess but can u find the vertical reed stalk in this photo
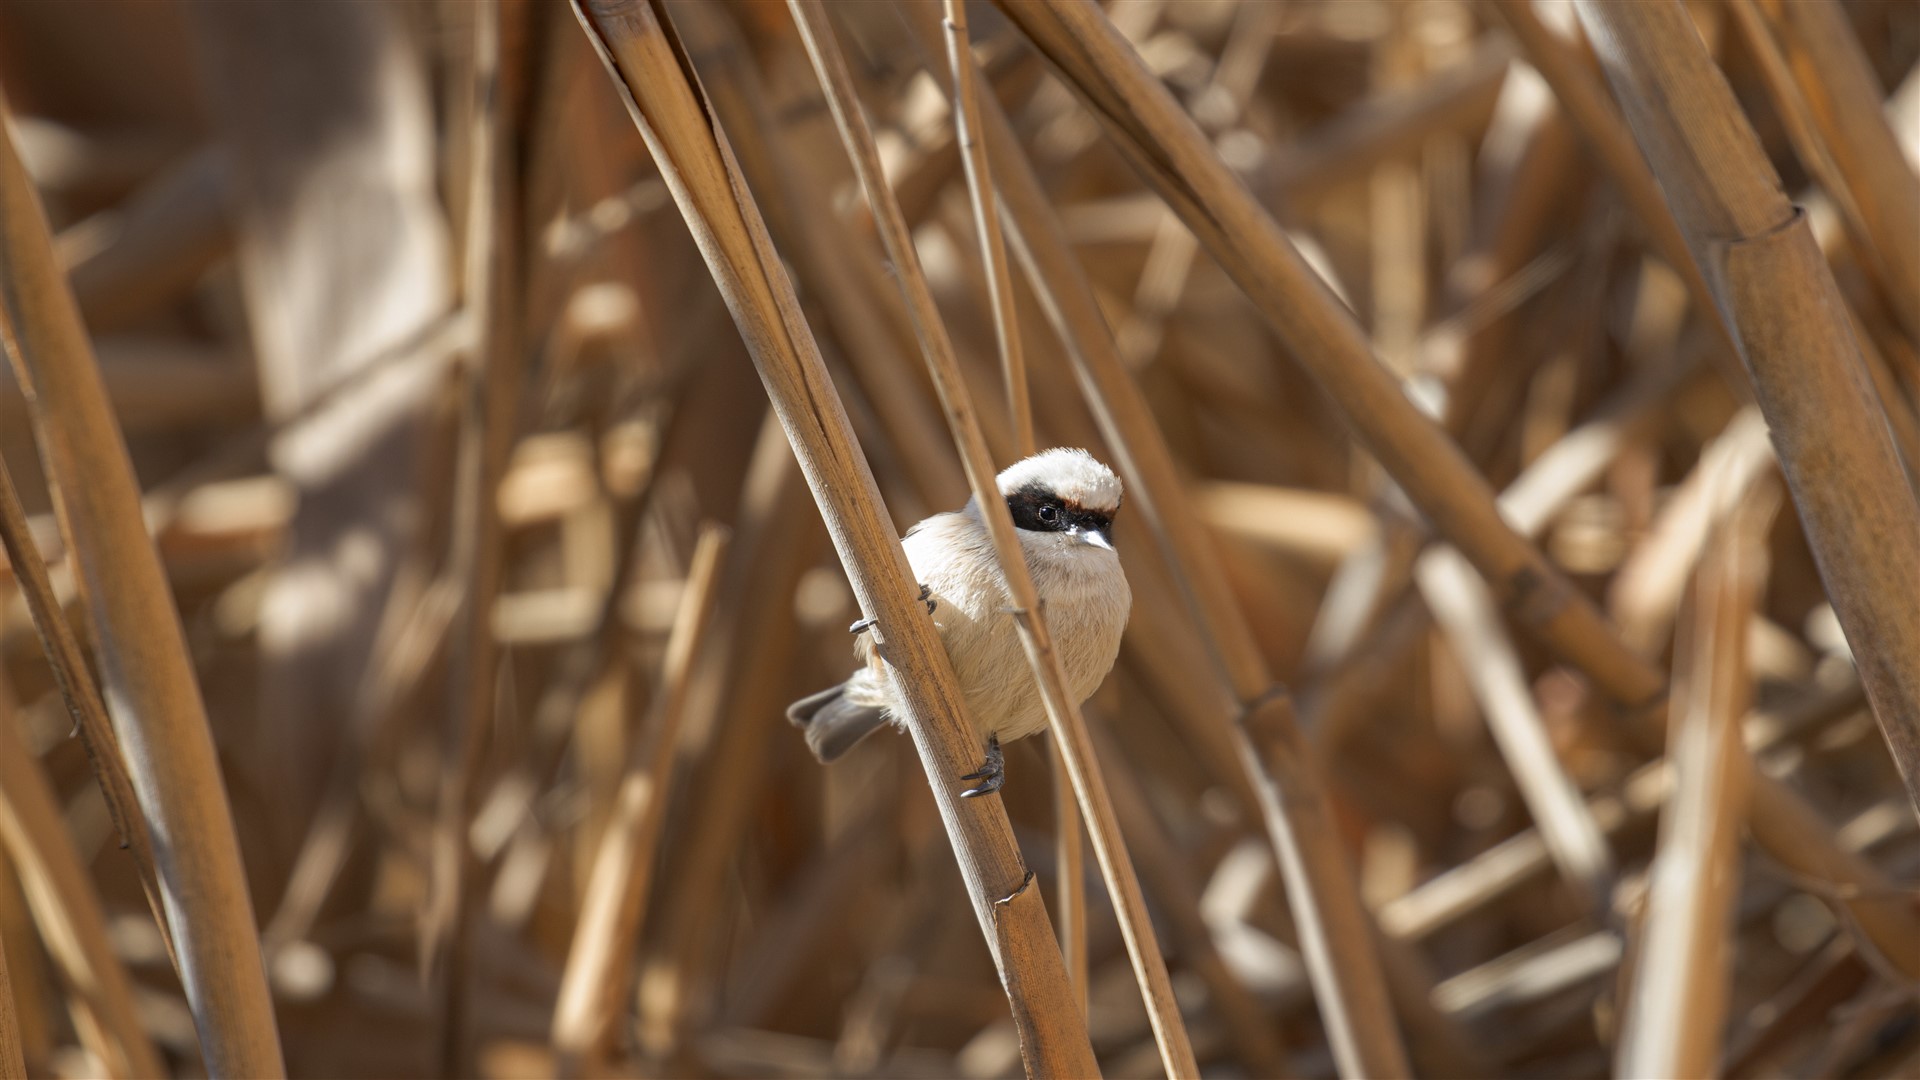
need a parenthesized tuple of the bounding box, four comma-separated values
(435, 5, 524, 1072)
(788, 3, 1195, 1073)
(570, 3, 1098, 1073)
(1616, 478, 1770, 1078)
(0, 92, 283, 1079)
(939, 0, 1086, 1009)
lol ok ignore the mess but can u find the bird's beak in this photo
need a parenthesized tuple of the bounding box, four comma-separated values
(1078, 528, 1114, 551)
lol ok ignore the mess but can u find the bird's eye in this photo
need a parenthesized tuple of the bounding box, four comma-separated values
(1038, 503, 1060, 525)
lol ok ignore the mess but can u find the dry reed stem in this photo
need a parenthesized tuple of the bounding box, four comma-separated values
(1576, 0, 1920, 814)
(552, 526, 728, 1068)
(937, 0, 1086, 1006)
(1616, 476, 1772, 1078)
(0, 697, 161, 1079)
(787, 3, 1194, 1073)
(0, 95, 283, 1078)
(0, 451, 167, 948)
(895, 6, 1414, 1072)
(570, 3, 1098, 1074)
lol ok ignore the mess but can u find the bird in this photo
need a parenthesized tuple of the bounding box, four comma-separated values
(786, 448, 1132, 797)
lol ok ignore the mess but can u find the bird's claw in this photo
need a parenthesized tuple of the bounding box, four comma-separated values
(959, 735, 1004, 798)
(850, 585, 935, 636)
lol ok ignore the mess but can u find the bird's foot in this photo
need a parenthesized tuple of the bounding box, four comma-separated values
(959, 735, 1004, 798)
(850, 585, 936, 636)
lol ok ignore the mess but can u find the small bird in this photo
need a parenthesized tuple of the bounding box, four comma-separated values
(787, 448, 1132, 797)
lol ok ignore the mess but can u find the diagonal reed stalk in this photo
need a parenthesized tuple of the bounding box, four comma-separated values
(786, 3, 1196, 1073)
(0, 93, 284, 1078)
(1575, 0, 1920, 815)
(895, 1, 1425, 1070)
(552, 525, 728, 1071)
(569, 2, 1098, 1074)
(937, 0, 1086, 1010)
(0, 450, 169, 955)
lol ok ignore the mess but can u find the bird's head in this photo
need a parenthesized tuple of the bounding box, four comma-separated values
(995, 448, 1124, 552)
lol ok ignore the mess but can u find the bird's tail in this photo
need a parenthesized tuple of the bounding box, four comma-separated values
(786, 683, 888, 762)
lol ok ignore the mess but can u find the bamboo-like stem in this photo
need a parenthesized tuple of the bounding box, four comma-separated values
(435, 4, 523, 1072)
(0, 695, 162, 1080)
(893, 5, 1412, 1074)
(570, 3, 1098, 1074)
(0, 452, 169, 952)
(1617, 477, 1771, 1078)
(937, 0, 1085, 1010)
(992, 0, 1659, 713)
(786, 4, 1195, 1074)
(1755, 0, 1920, 346)
(552, 526, 727, 1070)
(1576, 0, 1920, 813)
(0, 93, 284, 1078)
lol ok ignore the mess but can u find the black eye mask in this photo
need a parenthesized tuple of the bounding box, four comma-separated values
(1005, 484, 1115, 543)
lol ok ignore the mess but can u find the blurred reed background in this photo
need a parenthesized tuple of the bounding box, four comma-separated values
(0, 0, 1915, 1077)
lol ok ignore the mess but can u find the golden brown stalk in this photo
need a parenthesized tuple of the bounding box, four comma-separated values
(893, 5, 1412, 1073)
(1616, 478, 1772, 1077)
(787, 3, 1194, 1073)
(570, 2, 1097, 1073)
(552, 526, 728, 1069)
(938, 0, 1087, 1004)
(0, 94, 284, 1078)
(1576, 0, 1920, 813)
